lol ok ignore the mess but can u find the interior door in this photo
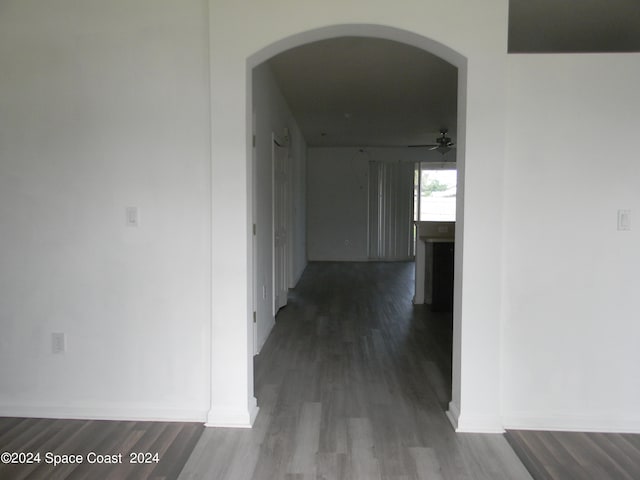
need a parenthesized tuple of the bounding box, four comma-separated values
(272, 136, 289, 313)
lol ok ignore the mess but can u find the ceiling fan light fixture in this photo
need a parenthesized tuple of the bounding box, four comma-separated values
(407, 127, 455, 151)
(434, 128, 454, 154)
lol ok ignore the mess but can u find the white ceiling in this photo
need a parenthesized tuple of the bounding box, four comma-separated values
(267, 1, 639, 148)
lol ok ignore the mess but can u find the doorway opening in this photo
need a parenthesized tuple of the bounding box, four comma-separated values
(247, 24, 467, 429)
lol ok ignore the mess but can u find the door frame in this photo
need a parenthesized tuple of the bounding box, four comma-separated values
(209, 20, 507, 432)
(272, 133, 289, 315)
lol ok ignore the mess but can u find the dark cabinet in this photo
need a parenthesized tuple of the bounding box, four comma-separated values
(431, 242, 454, 312)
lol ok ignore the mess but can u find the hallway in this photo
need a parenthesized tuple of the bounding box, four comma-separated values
(180, 262, 531, 479)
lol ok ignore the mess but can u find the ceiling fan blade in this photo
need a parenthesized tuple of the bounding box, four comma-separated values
(407, 144, 439, 148)
(430, 144, 455, 149)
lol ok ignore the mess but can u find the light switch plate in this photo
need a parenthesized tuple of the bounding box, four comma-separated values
(126, 206, 139, 227)
(52, 332, 66, 354)
(618, 210, 631, 231)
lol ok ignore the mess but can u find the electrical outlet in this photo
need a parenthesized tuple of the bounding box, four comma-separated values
(52, 333, 66, 354)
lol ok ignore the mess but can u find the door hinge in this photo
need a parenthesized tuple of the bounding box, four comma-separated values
(252, 134, 256, 147)
(253, 223, 256, 236)
(253, 311, 257, 323)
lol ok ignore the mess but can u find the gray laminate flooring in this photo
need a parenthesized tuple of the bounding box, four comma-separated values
(0, 418, 203, 479)
(506, 429, 640, 480)
(179, 262, 532, 480)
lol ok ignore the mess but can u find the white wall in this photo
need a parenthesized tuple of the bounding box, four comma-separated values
(307, 148, 370, 261)
(503, 54, 640, 432)
(0, 0, 211, 421)
(0, 0, 512, 431)
(307, 147, 450, 261)
(211, 0, 509, 431)
(7, 1, 633, 435)
(252, 62, 307, 353)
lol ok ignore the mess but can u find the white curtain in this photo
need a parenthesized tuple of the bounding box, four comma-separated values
(368, 160, 415, 260)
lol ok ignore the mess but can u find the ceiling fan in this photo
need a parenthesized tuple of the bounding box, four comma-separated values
(409, 128, 455, 154)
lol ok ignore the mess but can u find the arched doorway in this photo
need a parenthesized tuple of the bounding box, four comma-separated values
(246, 24, 467, 426)
(208, 13, 508, 433)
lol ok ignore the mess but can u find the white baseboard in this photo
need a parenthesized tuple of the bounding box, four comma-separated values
(0, 403, 207, 422)
(503, 412, 640, 434)
(446, 401, 460, 430)
(456, 418, 505, 433)
(449, 402, 504, 433)
(206, 397, 259, 428)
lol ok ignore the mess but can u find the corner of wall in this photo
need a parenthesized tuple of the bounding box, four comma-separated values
(455, 414, 505, 433)
(206, 397, 259, 428)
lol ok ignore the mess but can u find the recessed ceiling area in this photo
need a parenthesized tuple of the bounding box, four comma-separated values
(268, 37, 457, 147)
(509, 0, 640, 53)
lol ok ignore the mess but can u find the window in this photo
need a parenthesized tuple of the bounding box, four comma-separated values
(414, 163, 457, 222)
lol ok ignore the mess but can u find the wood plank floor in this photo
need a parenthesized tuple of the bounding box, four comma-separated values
(180, 261, 532, 480)
(3, 263, 637, 479)
(0, 418, 203, 479)
(506, 429, 640, 480)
